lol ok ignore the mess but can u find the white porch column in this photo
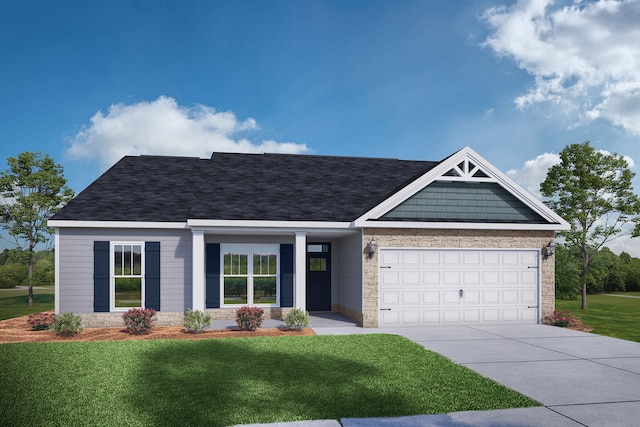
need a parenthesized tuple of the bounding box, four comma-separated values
(294, 231, 307, 310)
(54, 229, 60, 314)
(192, 230, 205, 311)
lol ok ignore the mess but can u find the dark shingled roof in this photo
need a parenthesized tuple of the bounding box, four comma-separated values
(51, 153, 440, 223)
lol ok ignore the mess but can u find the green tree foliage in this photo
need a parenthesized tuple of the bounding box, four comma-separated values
(620, 252, 640, 292)
(541, 142, 640, 309)
(0, 152, 74, 306)
(0, 262, 28, 289)
(554, 244, 581, 299)
(588, 247, 625, 293)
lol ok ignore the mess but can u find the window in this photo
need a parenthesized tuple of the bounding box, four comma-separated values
(222, 245, 279, 306)
(112, 243, 144, 310)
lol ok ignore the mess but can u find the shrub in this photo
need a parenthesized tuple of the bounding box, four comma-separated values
(544, 310, 577, 328)
(284, 308, 310, 331)
(122, 308, 156, 335)
(27, 312, 56, 331)
(50, 312, 83, 337)
(235, 306, 264, 331)
(183, 309, 212, 334)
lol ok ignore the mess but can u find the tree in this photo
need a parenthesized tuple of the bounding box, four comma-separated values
(554, 244, 581, 299)
(541, 142, 640, 309)
(588, 247, 624, 293)
(0, 152, 74, 306)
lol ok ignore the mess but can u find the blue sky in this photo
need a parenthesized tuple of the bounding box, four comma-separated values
(2, 0, 640, 254)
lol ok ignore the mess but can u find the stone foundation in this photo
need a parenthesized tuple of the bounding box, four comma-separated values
(81, 311, 185, 328)
(81, 308, 294, 328)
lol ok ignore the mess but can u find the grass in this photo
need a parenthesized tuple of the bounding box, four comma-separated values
(0, 287, 54, 320)
(0, 334, 538, 426)
(556, 293, 640, 342)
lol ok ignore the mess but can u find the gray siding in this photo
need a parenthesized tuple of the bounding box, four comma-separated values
(382, 181, 547, 223)
(335, 232, 363, 312)
(57, 228, 192, 313)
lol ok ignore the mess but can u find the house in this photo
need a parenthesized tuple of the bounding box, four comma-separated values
(49, 147, 569, 328)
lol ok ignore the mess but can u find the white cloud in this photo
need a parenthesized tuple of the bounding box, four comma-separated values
(66, 96, 310, 167)
(483, 0, 640, 134)
(507, 152, 560, 198)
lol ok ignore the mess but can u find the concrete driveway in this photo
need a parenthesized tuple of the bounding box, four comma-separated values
(313, 323, 640, 427)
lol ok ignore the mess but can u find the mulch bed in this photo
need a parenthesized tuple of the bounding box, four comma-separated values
(0, 311, 315, 343)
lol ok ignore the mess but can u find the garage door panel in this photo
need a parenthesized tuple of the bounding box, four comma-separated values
(502, 290, 518, 304)
(381, 291, 400, 306)
(422, 291, 440, 305)
(380, 250, 399, 266)
(521, 271, 537, 285)
(381, 271, 399, 286)
(442, 290, 461, 304)
(481, 252, 500, 266)
(422, 310, 441, 324)
(442, 271, 460, 285)
(380, 310, 399, 326)
(502, 309, 519, 322)
(422, 252, 440, 266)
(462, 252, 480, 266)
(462, 290, 480, 304)
(401, 271, 420, 286)
(482, 290, 500, 304)
(482, 309, 500, 322)
(402, 291, 421, 305)
(521, 308, 537, 322)
(379, 249, 540, 327)
(442, 310, 461, 324)
(462, 310, 480, 323)
(443, 252, 460, 266)
(400, 251, 420, 267)
(462, 271, 480, 286)
(401, 310, 421, 324)
(521, 251, 538, 266)
(521, 289, 537, 304)
(423, 271, 439, 286)
(482, 271, 499, 286)
(501, 271, 519, 286)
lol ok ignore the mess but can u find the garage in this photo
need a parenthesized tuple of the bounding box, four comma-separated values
(379, 248, 539, 327)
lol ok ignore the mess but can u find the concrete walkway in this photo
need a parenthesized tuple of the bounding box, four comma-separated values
(233, 320, 640, 427)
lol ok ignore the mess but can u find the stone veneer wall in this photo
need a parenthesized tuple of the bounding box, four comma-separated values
(362, 228, 556, 328)
(333, 303, 364, 326)
(81, 308, 293, 328)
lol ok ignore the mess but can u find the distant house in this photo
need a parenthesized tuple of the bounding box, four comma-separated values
(49, 147, 569, 328)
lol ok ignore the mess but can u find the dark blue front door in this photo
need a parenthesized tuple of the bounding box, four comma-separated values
(306, 243, 331, 311)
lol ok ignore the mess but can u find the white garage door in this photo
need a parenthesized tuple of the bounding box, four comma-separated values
(379, 249, 539, 327)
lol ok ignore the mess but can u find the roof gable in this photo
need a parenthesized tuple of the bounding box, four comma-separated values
(355, 146, 570, 230)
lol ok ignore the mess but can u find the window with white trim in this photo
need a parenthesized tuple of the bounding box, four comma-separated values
(222, 244, 279, 306)
(112, 242, 145, 310)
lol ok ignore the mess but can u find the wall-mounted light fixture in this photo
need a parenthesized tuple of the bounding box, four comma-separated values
(367, 238, 378, 258)
(544, 241, 556, 258)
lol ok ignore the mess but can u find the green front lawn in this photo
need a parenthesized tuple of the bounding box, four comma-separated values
(0, 287, 54, 320)
(0, 334, 538, 426)
(556, 293, 640, 342)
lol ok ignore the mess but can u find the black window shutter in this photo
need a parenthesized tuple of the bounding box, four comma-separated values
(205, 243, 220, 308)
(280, 244, 294, 307)
(93, 241, 110, 312)
(145, 242, 161, 311)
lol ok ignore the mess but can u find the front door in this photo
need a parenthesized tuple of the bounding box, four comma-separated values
(306, 243, 331, 311)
